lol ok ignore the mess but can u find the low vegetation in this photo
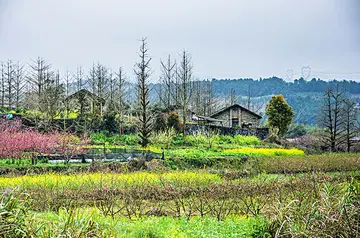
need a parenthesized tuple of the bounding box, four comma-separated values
(0, 171, 359, 237)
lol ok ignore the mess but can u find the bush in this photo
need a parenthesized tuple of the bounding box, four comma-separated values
(171, 135, 186, 146)
(167, 112, 181, 132)
(153, 113, 167, 132)
(101, 111, 119, 133)
(233, 135, 261, 146)
(90, 133, 139, 146)
(286, 123, 307, 138)
(121, 134, 139, 146)
(150, 128, 176, 149)
(90, 132, 108, 144)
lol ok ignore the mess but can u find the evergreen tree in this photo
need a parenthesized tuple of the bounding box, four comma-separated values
(265, 94, 294, 137)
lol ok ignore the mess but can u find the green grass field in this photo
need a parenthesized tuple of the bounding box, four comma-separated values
(0, 132, 359, 237)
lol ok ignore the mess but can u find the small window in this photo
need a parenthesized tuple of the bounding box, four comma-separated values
(232, 118, 239, 127)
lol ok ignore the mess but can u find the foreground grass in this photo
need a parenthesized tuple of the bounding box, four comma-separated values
(1, 175, 358, 237)
(30, 209, 269, 238)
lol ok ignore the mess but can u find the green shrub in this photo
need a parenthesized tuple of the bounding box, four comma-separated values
(171, 135, 185, 146)
(217, 135, 235, 144)
(90, 133, 139, 146)
(150, 128, 176, 148)
(90, 132, 107, 144)
(121, 134, 139, 146)
(234, 135, 261, 146)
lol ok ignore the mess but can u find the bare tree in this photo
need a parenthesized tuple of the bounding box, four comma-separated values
(88, 62, 109, 114)
(230, 88, 237, 105)
(159, 55, 176, 109)
(41, 70, 64, 120)
(343, 98, 358, 152)
(175, 50, 193, 133)
(190, 79, 216, 116)
(1, 62, 5, 108)
(75, 66, 86, 91)
(246, 84, 252, 110)
(318, 87, 346, 152)
(27, 57, 52, 110)
(201, 79, 216, 115)
(4, 60, 15, 108)
(108, 70, 116, 109)
(62, 70, 73, 118)
(114, 67, 128, 133)
(13, 62, 26, 108)
(115, 67, 127, 115)
(134, 38, 152, 147)
(27, 57, 51, 96)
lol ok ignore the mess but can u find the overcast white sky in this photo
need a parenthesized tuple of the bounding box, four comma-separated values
(0, 0, 359, 82)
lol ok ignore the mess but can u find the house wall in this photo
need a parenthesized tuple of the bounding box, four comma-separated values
(213, 110, 231, 127)
(212, 106, 260, 128)
(241, 109, 260, 127)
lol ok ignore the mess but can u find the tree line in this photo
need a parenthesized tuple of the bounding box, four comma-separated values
(0, 39, 220, 146)
(210, 77, 360, 97)
(1, 39, 359, 149)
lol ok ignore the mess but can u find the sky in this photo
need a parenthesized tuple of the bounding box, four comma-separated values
(0, 0, 359, 82)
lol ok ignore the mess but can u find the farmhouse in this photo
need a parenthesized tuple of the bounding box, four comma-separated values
(193, 104, 262, 128)
(64, 89, 106, 115)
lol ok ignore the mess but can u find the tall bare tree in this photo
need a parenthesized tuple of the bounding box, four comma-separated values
(115, 67, 127, 115)
(159, 55, 176, 109)
(13, 62, 26, 108)
(27, 57, 52, 110)
(343, 98, 358, 152)
(318, 87, 346, 152)
(247, 84, 252, 110)
(4, 60, 15, 108)
(0, 62, 5, 108)
(62, 70, 73, 117)
(88, 62, 109, 114)
(41, 70, 64, 120)
(175, 50, 193, 133)
(75, 66, 86, 91)
(134, 38, 152, 147)
(229, 89, 237, 105)
(108, 70, 116, 109)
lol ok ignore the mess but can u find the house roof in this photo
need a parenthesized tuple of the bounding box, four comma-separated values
(65, 89, 106, 105)
(210, 104, 262, 119)
(196, 115, 225, 123)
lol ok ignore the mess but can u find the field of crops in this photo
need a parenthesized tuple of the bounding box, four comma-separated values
(1, 131, 360, 237)
(1, 167, 359, 237)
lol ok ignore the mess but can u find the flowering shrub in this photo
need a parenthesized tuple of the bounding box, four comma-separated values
(53, 133, 89, 162)
(0, 129, 57, 160)
(0, 118, 22, 132)
(0, 120, 88, 162)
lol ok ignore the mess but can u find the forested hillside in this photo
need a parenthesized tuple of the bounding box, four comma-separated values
(209, 77, 360, 124)
(211, 77, 360, 96)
